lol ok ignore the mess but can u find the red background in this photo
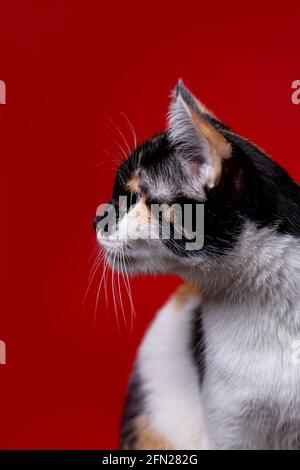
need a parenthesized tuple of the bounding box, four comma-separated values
(0, 0, 299, 449)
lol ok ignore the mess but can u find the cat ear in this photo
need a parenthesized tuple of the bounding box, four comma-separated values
(168, 80, 232, 188)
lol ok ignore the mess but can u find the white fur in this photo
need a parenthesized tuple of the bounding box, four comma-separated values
(199, 224, 300, 449)
(96, 81, 300, 449)
(138, 292, 209, 450)
(136, 223, 300, 449)
(97, 183, 300, 448)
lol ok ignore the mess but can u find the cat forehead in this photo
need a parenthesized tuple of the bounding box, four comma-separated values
(115, 143, 180, 204)
(139, 133, 171, 168)
(119, 133, 174, 176)
(117, 133, 169, 177)
(126, 164, 180, 201)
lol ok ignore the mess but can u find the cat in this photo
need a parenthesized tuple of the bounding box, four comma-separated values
(94, 80, 300, 450)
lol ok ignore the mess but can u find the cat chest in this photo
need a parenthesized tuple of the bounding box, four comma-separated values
(200, 302, 300, 448)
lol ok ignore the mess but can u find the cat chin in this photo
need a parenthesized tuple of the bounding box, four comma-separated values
(104, 251, 143, 272)
(104, 251, 168, 276)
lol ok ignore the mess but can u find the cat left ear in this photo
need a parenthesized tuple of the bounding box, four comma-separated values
(168, 80, 232, 188)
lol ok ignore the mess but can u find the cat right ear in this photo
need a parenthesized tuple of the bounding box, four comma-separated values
(167, 80, 232, 189)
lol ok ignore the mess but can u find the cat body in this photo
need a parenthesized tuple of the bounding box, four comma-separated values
(121, 227, 300, 450)
(95, 81, 300, 449)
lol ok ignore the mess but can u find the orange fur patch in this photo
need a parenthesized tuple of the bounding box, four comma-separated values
(133, 417, 174, 450)
(195, 96, 216, 118)
(173, 283, 203, 308)
(187, 107, 232, 187)
(127, 175, 140, 194)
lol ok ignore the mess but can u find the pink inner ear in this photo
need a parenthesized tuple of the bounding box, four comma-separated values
(189, 159, 205, 178)
(190, 161, 200, 176)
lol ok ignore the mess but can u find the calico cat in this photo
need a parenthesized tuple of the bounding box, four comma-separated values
(94, 81, 300, 450)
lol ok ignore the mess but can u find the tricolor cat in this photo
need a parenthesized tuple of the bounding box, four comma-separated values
(95, 81, 300, 450)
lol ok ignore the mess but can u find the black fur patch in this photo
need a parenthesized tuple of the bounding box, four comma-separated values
(120, 368, 146, 449)
(191, 306, 206, 385)
(222, 132, 300, 237)
(96, 110, 300, 257)
(144, 129, 300, 258)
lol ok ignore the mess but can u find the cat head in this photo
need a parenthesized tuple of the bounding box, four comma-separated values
(94, 80, 299, 286)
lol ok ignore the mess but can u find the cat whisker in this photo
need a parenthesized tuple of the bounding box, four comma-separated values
(87, 244, 100, 264)
(121, 112, 138, 149)
(121, 246, 136, 329)
(106, 115, 131, 157)
(116, 251, 128, 330)
(111, 248, 121, 330)
(101, 149, 125, 167)
(88, 249, 106, 282)
(103, 130, 128, 160)
(94, 248, 111, 323)
(82, 249, 105, 307)
(120, 111, 139, 170)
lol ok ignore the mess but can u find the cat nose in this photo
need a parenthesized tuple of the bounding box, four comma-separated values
(93, 203, 109, 231)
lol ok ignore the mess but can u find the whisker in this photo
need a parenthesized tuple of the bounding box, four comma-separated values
(82, 249, 105, 307)
(101, 149, 124, 167)
(121, 112, 138, 149)
(111, 249, 120, 330)
(120, 112, 141, 170)
(116, 251, 127, 329)
(105, 115, 131, 156)
(121, 246, 136, 328)
(88, 249, 106, 282)
(94, 249, 110, 323)
(103, 129, 128, 160)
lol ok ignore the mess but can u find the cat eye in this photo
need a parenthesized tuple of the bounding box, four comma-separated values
(130, 191, 141, 207)
(134, 192, 141, 204)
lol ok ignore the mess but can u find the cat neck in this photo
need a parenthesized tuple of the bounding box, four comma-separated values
(181, 222, 300, 327)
